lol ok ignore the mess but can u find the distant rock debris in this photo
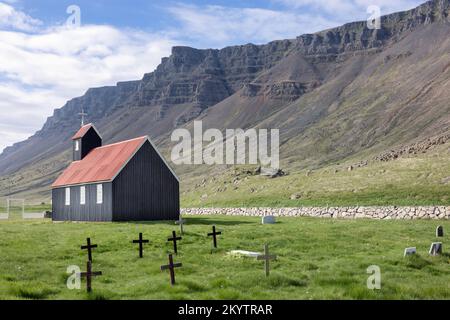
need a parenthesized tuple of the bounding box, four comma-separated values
(260, 168, 287, 178)
(375, 133, 450, 162)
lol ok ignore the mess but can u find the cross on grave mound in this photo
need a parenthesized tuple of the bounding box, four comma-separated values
(257, 244, 277, 276)
(429, 242, 442, 256)
(436, 226, 444, 237)
(168, 231, 182, 254)
(132, 233, 150, 258)
(81, 238, 98, 262)
(160, 254, 182, 285)
(79, 261, 102, 292)
(207, 225, 222, 249)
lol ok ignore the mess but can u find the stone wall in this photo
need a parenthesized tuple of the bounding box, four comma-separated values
(181, 206, 450, 220)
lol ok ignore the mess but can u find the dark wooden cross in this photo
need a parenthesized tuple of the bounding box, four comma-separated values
(207, 225, 222, 248)
(160, 254, 182, 285)
(168, 231, 182, 254)
(132, 232, 149, 258)
(80, 261, 102, 292)
(257, 244, 277, 277)
(81, 238, 97, 262)
(175, 218, 186, 235)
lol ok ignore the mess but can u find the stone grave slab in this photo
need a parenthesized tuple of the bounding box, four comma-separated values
(262, 216, 276, 224)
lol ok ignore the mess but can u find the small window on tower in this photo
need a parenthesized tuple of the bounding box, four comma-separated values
(75, 140, 80, 151)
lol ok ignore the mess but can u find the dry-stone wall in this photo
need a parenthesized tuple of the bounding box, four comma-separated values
(182, 207, 450, 219)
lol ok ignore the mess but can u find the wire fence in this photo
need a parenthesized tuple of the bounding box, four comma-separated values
(0, 198, 7, 220)
(7, 198, 24, 220)
(0, 198, 47, 220)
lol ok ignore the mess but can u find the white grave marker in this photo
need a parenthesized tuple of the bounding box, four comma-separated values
(404, 247, 416, 257)
(429, 242, 442, 256)
(228, 250, 261, 258)
(262, 216, 276, 224)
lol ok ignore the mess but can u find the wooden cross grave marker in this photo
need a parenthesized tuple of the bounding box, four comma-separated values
(175, 218, 186, 235)
(80, 261, 102, 292)
(207, 225, 222, 248)
(81, 238, 97, 262)
(168, 231, 182, 254)
(160, 254, 182, 285)
(257, 244, 277, 277)
(132, 233, 150, 258)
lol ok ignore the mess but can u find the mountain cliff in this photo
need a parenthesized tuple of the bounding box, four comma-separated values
(1, 0, 449, 200)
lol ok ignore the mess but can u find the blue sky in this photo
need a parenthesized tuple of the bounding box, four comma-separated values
(0, 0, 425, 152)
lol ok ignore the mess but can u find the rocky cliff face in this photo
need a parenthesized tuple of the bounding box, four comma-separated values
(1, 0, 449, 198)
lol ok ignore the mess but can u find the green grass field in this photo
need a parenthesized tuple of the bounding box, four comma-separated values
(0, 216, 449, 300)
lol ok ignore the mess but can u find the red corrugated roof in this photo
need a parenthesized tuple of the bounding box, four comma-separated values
(52, 136, 147, 188)
(72, 123, 95, 140)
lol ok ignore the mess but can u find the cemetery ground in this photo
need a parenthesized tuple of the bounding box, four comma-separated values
(0, 216, 449, 300)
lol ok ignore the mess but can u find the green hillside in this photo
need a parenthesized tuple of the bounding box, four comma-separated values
(181, 143, 450, 207)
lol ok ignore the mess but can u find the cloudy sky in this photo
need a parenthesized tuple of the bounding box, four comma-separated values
(0, 0, 424, 153)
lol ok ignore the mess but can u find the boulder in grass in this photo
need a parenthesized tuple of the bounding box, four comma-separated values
(260, 167, 286, 178)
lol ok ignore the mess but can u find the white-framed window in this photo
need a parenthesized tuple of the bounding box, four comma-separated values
(75, 140, 80, 151)
(80, 186, 86, 205)
(65, 187, 71, 206)
(96, 184, 103, 204)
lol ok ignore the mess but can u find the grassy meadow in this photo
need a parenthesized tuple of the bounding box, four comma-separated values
(0, 215, 449, 300)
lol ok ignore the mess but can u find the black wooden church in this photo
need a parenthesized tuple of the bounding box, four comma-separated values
(52, 124, 180, 221)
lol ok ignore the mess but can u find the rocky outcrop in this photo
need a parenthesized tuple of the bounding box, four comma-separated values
(182, 206, 450, 220)
(375, 133, 450, 162)
(293, 0, 450, 55)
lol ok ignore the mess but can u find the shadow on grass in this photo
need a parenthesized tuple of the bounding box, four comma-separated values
(182, 217, 255, 226)
(403, 254, 433, 269)
(125, 217, 254, 226)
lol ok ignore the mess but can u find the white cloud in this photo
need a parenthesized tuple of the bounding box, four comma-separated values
(0, 2, 42, 31)
(0, 82, 63, 145)
(167, 4, 341, 47)
(0, 20, 177, 152)
(273, 0, 424, 22)
(0, 26, 175, 92)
